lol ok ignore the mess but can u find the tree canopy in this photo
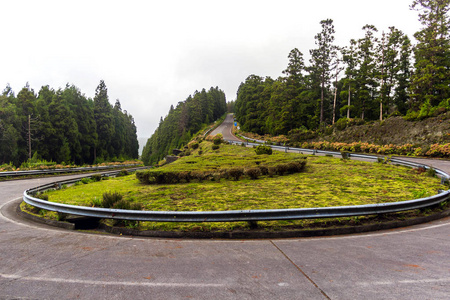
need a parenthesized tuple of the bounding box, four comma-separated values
(235, 0, 450, 136)
(141, 87, 227, 165)
(0, 81, 138, 166)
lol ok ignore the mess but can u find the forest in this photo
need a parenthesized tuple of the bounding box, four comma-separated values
(0, 80, 139, 166)
(234, 0, 450, 136)
(141, 87, 227, 165)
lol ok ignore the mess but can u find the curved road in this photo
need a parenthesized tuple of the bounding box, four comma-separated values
(1, 128, 450, 299)
(210, 114, 243, 143)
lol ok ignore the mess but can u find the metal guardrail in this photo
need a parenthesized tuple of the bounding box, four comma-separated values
(22, 144, 450, 223)
(1, 164, 143, 178)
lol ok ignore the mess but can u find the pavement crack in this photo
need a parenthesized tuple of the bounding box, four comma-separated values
(270, 241, 331, 300)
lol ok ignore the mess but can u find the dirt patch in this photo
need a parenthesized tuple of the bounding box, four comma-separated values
(316, 113, 450, 149)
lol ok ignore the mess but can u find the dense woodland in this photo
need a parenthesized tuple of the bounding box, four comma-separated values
(235, 0, 450, 136)
(141, 87, 227, 165)
(0, 80, 139, 166)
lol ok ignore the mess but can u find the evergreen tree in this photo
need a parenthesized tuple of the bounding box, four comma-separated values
(309, 19, 338, 125)
(410, 0, 450, 109)
(93, 80, 114, 161)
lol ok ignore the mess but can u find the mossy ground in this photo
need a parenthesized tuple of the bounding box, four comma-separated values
(35, 141, 446, 231)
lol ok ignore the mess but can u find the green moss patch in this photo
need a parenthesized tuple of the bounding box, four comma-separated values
(39, 142, 445, 231)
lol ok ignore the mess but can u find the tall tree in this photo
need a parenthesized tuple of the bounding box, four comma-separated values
(93, 80, 114, 161)
(341, 39, 358, 119)
(309, 19, 338, 125)
(410, 0, 450, 109)
(355, 24, 379, 120)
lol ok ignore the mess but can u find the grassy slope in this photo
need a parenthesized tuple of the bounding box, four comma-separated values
(46, 142, 442, 211)
(38, 141, 446, 231)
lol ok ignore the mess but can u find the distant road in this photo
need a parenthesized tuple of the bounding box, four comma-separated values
(210, 114, 242, 142)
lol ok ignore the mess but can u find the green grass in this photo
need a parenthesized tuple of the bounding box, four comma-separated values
(38, 141, 445, 231)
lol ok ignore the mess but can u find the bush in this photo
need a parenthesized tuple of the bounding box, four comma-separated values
(102, 192, 123, 208)
(285, 160, 306, 173)
(81, 177, 92, 184)
(190, 142, 199, 150)
(227, 168, 244, 181)
(275, 164, 289, 175)
(213, 134, 223, 145)
(427, 167, 436, 177)
(245, 167, 261, 180)
(179, 150, 191, 157)
(178, 171, 192, 183)
(36, 193, 49, 201)
(117, 169, 129, 177)
(255, 145, 273, 155)
(258, 165, 269, 175)
(113, 199, 143, 210)
(335, 118, 349, 131)
(191, 170, 209, 182)
(212, 144, 220, 150)
(268, 166, 277, 177)
(341, 151, 350, 160)
(91, 174, 102, 182)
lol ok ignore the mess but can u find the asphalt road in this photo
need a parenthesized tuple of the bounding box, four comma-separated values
(1, 130, 450, 299)
(210, 114, 243, 143)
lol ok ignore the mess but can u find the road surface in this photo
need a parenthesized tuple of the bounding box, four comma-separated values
(0, 135, 449, 299)
(210, 114, 243, 143)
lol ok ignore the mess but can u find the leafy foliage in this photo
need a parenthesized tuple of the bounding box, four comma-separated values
(254, 145, 273, 155)
(141, 87, 227, 165)
(235, 2, 449, 136)
(0, 81, 139, 166)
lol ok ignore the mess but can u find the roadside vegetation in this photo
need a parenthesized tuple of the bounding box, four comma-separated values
(30, 139, 445, 231)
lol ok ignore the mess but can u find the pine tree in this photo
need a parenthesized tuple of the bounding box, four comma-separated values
(309, 19, 338, 125)
(410, 0, 450, 109)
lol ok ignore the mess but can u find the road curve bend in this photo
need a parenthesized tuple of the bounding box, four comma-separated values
(210, 114, 243, 143)
(1, 144, 450, 299)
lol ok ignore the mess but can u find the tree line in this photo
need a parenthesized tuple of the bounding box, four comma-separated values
(0, 80, 139, 166)
(141, 87, 227, 165)
(235, 0, 450, 136)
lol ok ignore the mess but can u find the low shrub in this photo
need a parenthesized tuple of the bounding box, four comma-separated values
(118, 169, 129, 177)
(275, 164, 289, 175)
(81, 177, 92, 184)
(255, 145, 273, 155)
(113, 199, 143, 210)
(427, 167, 436, 177)
(213, 134, 223, 145)
(35, 193, 49, 201)
(102, 192, 123, 208)
(341, 151, 350, 160)
(227, 168, 244, 181)
(190, 142, 199, 150)
(285, 160, 307, 173)
(191, 170, 210, 182)
(258, 165, 269, 175)
(245, 167, 261, 180)
(212, 145, 220, 150)
(91, 174, 102, 181)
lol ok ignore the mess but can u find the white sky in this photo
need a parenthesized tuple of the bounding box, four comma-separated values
(1, 0, 421, 138)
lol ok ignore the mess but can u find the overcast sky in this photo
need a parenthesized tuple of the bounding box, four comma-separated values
(1, 0, 421, 138)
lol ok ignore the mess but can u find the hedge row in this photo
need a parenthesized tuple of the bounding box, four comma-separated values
(136, 159, 307, 185)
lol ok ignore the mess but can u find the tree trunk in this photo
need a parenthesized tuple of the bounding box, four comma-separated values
(347, 84, 351, 119)
(28, 114, 31, 160)
(320, 78, 325, 124)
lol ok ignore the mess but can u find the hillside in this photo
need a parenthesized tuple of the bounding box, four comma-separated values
(314, 113, 450, 149)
